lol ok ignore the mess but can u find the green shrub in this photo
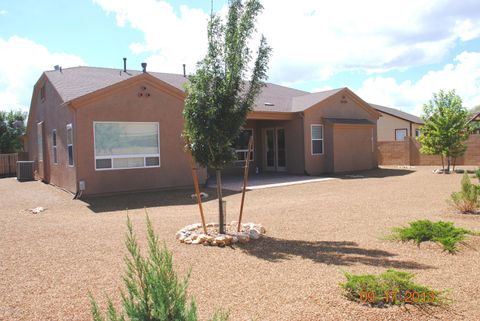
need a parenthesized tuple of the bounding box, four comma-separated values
(89, 215, 228, 321)
(475, 167, 480, 182)
(450, 172, 480, 213)
(340, 269, 448, 306)
(389, 220, 474, 253)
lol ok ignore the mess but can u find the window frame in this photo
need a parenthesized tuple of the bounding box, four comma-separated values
(234, 128, 254, 163)
(52, 129, 58, 165)
(37, 122, 43, 161)
(311, 124, 324, 156)
(415, 128, 421, 137)
(40, 84, 46, 101)
(395, 128, 408, 141)
(66, 123, 74, 167)
(93, 121, 161, 171)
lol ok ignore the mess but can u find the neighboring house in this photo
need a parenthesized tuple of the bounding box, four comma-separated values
(25, 64, 380, 196)
(468, 112, 480, 134)
(370, 104, 424, 142)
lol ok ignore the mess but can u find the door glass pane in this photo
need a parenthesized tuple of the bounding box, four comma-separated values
(266, 129, 275, 167)
(277, 129, 286, 168)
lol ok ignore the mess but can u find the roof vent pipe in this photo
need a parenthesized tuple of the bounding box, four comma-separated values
(54, 65, 60, 71)
(123, 57, 127, 72)
(141, 62, 147, 73)
(183, 64, 186, 77)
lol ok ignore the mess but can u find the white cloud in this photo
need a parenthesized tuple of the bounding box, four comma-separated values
(0, 9, 7, 15)
(93, 0, 210, 74)
(93, 0, 480, 86)
(0, 36, 86, 111)
(356, 51, 480, 115)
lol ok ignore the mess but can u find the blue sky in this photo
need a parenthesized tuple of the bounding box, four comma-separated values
(1, 0, 480, 115)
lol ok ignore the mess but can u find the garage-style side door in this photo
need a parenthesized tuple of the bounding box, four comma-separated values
(333, 125, 374, 173)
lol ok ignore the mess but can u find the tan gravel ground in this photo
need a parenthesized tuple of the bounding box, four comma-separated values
(1, 166, 480, 321)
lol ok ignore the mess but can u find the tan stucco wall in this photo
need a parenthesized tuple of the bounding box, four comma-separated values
(74, 80, 205, 196)
(377, 112, 422, 142)
(303, 93, 378, 175)
(27, 77, 77, 192)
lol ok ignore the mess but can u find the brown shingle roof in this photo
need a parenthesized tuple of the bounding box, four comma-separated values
(369, 103, 424, 124)
(43, 66, 367, 114)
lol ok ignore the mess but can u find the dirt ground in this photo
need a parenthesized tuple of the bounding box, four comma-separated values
(1, 166, 480, 321)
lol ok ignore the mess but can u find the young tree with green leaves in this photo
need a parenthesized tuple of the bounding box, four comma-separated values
(418, 90, 472, 172)
(0, 110, 27, 153)
(183, 0, 271, 233)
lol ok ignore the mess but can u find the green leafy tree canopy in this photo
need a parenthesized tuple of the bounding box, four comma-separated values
(182, 0, 271, 233)
(419, 90, 472, 171)
(0, 110, 27, 153)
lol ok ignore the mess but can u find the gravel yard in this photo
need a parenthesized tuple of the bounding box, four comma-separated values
(1, 166, 480, 321)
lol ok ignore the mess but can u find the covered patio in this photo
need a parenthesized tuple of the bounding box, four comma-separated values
(206, 172, 336, 191)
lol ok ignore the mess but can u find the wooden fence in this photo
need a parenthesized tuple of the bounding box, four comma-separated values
(0, 152, 28, 177)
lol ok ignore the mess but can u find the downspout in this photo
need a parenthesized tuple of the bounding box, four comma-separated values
(299, 112, 309, 176)
(69, 102, 80, 198)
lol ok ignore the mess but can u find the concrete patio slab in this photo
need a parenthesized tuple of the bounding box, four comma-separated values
(206, 173, 336, 191)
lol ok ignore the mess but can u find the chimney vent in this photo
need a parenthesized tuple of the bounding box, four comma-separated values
(141, 62, 147, 73)
(123, 57, 127, 72)
(183, 64, 186, 77)
(54, 65, 60, 71)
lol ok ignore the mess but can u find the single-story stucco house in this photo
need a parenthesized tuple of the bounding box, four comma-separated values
(25, 63, 380, 196)
(370, 104, 423, 142)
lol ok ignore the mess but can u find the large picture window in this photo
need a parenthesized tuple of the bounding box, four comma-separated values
(233, 129, 254, 162)
(94, 122, 160, 170)
(311, 124, 323, 155)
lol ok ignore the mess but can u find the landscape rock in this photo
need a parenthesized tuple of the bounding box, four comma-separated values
(176, 221, 266, 247)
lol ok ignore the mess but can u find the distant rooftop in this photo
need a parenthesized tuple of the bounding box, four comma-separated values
(370, 103, 424, 124)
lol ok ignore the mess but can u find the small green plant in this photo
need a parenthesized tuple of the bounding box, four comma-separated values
(475, 167, 480, 182)
(340, 269, 448, 306)
(450, 172, 480, 213)
(388, 219, 475, 253)
(89, 215, 228, 321)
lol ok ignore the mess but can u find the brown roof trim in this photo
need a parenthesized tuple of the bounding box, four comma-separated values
(370, 103, 424, 124)
(468, 112, 480, 123)
(247, 111, 298, 120)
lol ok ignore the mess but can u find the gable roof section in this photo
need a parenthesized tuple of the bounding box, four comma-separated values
(370, 103, 424, 124)
(45, 66, 187, 104)
(468, 112, 480, 123)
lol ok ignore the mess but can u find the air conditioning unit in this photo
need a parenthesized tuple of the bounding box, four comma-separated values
(17, 161, 35, 181)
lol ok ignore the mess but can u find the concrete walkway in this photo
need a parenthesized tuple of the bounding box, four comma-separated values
(207, 173, 336, 191)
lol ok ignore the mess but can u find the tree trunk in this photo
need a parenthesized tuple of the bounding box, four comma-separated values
(446, 157, 451, 173)
(216, 169, 225, 234)
(441, 155, 444, 172)
(452, 157, 457, 171)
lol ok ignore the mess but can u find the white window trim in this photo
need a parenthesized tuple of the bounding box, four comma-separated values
(311, 124, 324, 156)
(93, 121, 161, 171)
(234, 128, 254, 163)
(52, 129, 58, 165)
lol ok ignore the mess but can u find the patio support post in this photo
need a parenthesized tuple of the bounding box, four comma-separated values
(238, 136, 253, 232)
(186, 141, 208, 234)
(216, 169, 225, 234)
